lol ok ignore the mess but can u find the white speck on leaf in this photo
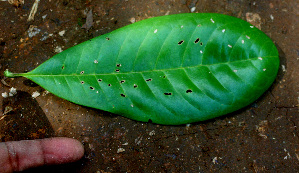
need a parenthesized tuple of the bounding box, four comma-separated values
(233, 70, 237, 72)
(242, 40, 245, 44)
(228, 44, 232, 48)
(263, 69, 266, 71)
(94, 60, 98, 63)
(222, 29, 225, 33)
(246, 35, 250, 39)
(200, 50, 203, 54)
(210, 18, 215, 23)
(258, 57, 263, 60)
(154, 29, 158, 33)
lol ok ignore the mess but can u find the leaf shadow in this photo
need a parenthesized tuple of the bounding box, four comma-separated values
(23, 79, 39, 87)
(275, 43, 286, 82)
(1, 91, 55, 141)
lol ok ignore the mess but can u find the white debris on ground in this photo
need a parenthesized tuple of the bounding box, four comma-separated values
(2, 92, 8, 98)
(27, 0, 40, 21)
(212, 157, 218, 164)
(40, 32, 53, 41)
(149, 130, 155, 136)
(117, 148, 125, 153)
(42, 14, 47, 20)
(246, 12, 262, 29)
(42, 90, 50, 96)
(190, 7, 196, 12)
(27, 25, 41, 38)
(32, 91, 41, 98)
(282, 65, 286, 72)
(82, 9, 94, 30)
(7, 0, 24, 7)
(187, 0, 198, 13)
(129, 17, 136, 23)
(270, 14, 274, 21)
(256, 120, 269, 139)
(135, 135, 143, 145)
(58, 30, 66, 36)
(9, 87, 17, 96)
(55, 46, 63, 53)
(2, 87, 17, 98)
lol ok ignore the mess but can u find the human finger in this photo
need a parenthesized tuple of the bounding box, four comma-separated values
(0, 137, 84, 173)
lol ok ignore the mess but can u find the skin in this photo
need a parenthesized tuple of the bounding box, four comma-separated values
(0, 137, 84, 173)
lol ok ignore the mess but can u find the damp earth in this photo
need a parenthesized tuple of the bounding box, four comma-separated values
(0, 0, 298, 172)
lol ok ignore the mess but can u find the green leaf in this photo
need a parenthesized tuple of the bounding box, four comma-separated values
(5, 13, 279, 125)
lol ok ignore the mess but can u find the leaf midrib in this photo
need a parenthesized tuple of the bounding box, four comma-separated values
(23, 55, 277, 77)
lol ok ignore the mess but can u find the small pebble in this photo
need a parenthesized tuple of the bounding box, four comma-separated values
(59, 30, 65, 36)
(117, 148, 125, 153)
(190, 7, 196, 13)
(2, 92, 8, 98)
(9, 87, 17, 96)
(129, 17, 136, 23)
(32, 91, 41, 98)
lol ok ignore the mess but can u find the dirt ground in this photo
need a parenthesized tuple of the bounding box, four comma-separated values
(0, 0, 298, 172)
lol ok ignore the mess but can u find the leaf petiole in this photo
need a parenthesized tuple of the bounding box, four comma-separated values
(4, 69, 25, 78)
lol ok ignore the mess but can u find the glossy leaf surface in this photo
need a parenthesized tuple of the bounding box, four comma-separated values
(5, 13, 279, 125)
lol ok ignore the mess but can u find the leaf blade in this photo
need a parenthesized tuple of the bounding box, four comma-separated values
(6, 13, 279, 125)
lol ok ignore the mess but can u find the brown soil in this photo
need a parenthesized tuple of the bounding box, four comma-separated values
(0, 0, 298, 172)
